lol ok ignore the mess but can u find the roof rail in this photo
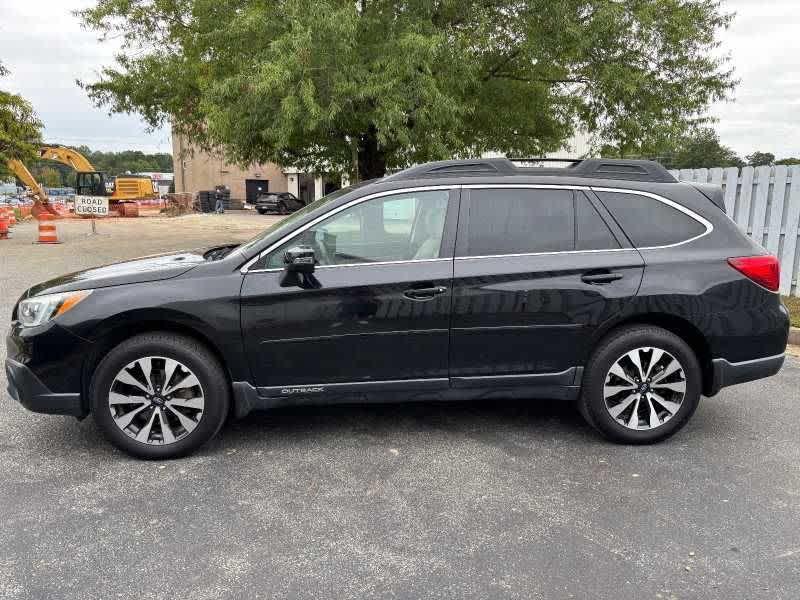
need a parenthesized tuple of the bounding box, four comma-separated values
(385, 158, 677, 183)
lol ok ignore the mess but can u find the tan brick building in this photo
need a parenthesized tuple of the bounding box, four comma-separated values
(172, 130, 591, 203)
(172, 133, 338, 204)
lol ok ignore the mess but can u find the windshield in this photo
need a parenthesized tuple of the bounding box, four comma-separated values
(237, 181, 375, 255)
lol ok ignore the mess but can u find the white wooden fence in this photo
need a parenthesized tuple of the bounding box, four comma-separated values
(668, 166, 800, 297)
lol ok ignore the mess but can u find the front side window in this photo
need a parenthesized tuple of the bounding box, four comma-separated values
(265, 190, 449, 268)
(461, 188, 574, 256)
(597, 191, 706, 248)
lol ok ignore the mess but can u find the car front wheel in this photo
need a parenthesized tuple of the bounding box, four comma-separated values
(90, 333, 230, 459)
(578, 326, 701, 444)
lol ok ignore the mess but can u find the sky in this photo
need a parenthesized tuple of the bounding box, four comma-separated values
(1, 0, 798, 159)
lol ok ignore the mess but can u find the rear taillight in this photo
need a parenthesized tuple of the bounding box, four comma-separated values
(727, 255, 780, 292)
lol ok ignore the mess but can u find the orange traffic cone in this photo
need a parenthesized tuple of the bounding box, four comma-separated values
(0, 209, 9, 240)
(35, 213, 61, 244)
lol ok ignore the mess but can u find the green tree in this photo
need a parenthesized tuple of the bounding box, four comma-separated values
(29, 146, 173, 180)
(776, 157, 800, 166)
(746, 151, 775, 167)
(601, 127, 744, 170)
(0, 61, 43, 178)
(79, 0, 735, 180)
(37, 166, 63, 187)
(669, 128, 744, 169)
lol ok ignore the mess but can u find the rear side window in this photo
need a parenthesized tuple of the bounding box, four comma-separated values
(597, 191, 706, 248)
(462, 188, 574, 256)
(576, 193, 620, 251)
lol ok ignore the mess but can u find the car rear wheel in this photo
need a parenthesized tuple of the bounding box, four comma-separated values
(578, 326, 701, 444)
(90, 333, 229, 459)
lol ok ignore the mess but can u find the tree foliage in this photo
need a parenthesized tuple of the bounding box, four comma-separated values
(601, 127, 744, 170)
(745, 151, 775, 167)
(79, 0, 735, 179)
(776, 157, 800, 166)
(71, 146, 173, 175)
(36, 166, 63, 187)
(0, 61, 43, 178)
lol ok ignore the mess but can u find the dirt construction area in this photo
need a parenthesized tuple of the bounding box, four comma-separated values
(1, 211, 800, 599)
(0, 211, 277, 279)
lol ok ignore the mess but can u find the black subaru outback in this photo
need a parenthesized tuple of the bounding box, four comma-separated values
(6, 159, 789, 459)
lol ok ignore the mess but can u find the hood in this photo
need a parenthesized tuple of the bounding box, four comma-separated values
(27, 250, 209, 297)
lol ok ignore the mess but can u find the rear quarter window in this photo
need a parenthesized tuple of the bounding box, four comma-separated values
(596, 191, 706, 248)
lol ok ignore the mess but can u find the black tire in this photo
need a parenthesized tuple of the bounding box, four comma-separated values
(257, 208, 267, 215)
(90, 333, 230, 459)
(578, 326, 701, 444)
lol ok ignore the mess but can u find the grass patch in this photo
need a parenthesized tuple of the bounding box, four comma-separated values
(783, 296, 800, 328)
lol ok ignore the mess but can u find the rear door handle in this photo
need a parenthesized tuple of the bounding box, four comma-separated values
(404, 286, 448, 300)
(581, 272, 623, 284)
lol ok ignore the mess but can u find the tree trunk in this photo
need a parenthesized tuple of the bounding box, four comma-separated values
(356, 124, 387, 181)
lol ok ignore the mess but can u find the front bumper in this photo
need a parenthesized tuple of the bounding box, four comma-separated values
(709, 353, 785, 396)
(5, 357, 83, 416)
(5, 320, 91, 417)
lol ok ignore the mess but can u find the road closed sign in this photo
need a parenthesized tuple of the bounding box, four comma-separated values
(74, 195, 109, 216)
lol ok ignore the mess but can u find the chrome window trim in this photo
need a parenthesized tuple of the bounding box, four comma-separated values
(240, 183, 714, 273)
(245, 257, 451, 274)
(454, 247, 636, 261)
(240, 185, 456, 273)
(462, 183, 590, 190)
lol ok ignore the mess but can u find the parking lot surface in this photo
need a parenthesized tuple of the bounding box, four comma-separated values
(1, 213, 799, 599)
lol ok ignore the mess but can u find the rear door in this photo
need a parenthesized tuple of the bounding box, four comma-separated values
(449, 185, 644, 385)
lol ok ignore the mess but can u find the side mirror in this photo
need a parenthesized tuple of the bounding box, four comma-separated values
(283, 245, 316, 273)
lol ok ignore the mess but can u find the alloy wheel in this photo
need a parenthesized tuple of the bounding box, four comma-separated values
(107, 356, 205, 445)
(603, 346, 686, 430)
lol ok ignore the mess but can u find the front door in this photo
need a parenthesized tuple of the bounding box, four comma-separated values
(241, 188, 459, 397)
(450, 186, 644, 386)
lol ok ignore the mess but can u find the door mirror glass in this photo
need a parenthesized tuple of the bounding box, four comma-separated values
(283, 245, 316, 273)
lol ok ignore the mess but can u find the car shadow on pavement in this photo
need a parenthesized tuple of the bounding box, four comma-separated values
(217, 397, 596, 452)
(5, 393, 727, 460)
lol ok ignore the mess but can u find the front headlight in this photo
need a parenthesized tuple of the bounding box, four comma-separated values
(17, 290, 93, 328)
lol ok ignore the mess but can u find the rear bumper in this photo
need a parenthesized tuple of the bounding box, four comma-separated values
(5, 357, 83, 417)
(709, 353, 785, 396)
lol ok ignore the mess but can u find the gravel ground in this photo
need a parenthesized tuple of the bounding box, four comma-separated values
(1, 212, 799, 599)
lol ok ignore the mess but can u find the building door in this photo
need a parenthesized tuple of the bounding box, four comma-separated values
(245, 179, 268, 204)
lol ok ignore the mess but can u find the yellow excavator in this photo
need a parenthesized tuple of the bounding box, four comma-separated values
(38, 145, 157, 205)
(5, 145, 158, 218)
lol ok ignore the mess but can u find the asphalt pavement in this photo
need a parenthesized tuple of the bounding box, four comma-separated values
(1, 214, 798, 599)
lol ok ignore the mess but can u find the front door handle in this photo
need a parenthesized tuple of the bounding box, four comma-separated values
(581, 271, 623, 285)
(404, 286, 448, 300)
